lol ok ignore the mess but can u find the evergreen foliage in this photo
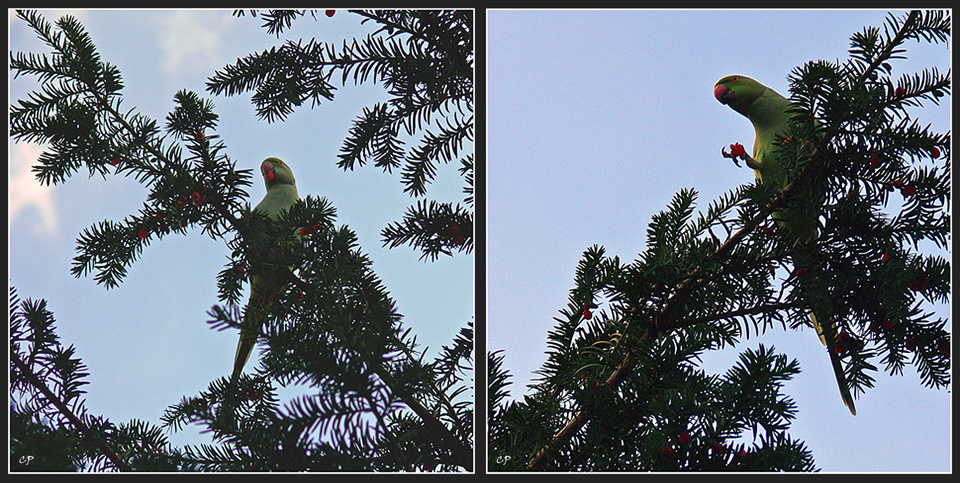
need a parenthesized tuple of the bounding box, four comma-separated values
(211, 9, 474, 261)
(488, 10, 949, 471)
(10, 9, 472, 472)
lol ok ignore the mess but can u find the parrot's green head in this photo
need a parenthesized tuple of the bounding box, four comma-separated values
(261, 157, 296, 189)
(714, 75, 767, 117)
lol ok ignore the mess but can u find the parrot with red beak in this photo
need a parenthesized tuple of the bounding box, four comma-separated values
(233, 157, 300, 379)
(714, 75, 856, 415)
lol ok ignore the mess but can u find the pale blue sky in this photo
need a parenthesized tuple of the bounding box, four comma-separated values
(488, 9, 950, 472)
(9, 9, 473, 453)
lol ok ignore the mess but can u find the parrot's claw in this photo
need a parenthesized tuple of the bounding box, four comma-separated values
(721, 143, 760, 170)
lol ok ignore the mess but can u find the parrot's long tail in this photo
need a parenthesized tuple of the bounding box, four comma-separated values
(232, 310, 257, 380)
(811, 311, 857, 415)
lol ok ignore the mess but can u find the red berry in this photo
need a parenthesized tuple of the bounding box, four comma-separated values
(930, 146, 940, 159)
(661, 446, 674, 457)
(582, 306, 592, 320)
(325, 9, 335, 17)
(939, 341, 949, 356)
(712, 442, 724, 454)
(109, 156, 122, 166)
(258, 295, 267, 305)
(901, 185, 916, 196)
(906, 338, 916, 351)
(449, 224, 464, 245)
(794, 268, 807, 278)
(235, 266, 246, 275)
(892, 179, 904, 189)
(678, 430, 691, 445)
(730, 143, 745, 157)
(762, 226, 774, 235)
(137, 228, 148, 239)
(895, 86, 906, 97)
(908, 273, 928, 291)
(880, 253, 890, 263)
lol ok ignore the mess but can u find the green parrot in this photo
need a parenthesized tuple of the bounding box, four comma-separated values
(714, 75, 856, 415)
(233, 157, 300, 380)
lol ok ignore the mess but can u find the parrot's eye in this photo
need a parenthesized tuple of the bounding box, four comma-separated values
(730, 76, 739, 82)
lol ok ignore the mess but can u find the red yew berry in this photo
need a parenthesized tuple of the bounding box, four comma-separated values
(880, 253, 890, 263)
(325, 9, 335, 17)
(895, 86, 906, 97)
(450, 224, 464, 245)
(582, 305, 592, 320)
(930, 146, 940, 159)
(892, 179, 904, 189)
(110, 155, 122, 166)
(908, 274, 928, 291)
(794, 268, 807, 278)
(138, 228, 148, 239)
(235, 266, 246, 275)
(906, 338, 916, 352)
(661, 446, 674, 457)
(678, 430, 691, 445)
(869, 154, 881, 168)
(901, 185, 916, 196)
(712, 442, 724, 454)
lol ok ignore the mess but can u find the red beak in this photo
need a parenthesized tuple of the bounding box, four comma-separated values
(262, 160, 275, 181)
(714, 84, 736, 104)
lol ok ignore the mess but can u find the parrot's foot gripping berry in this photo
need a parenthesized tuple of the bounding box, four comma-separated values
(721, 142, 760, 169)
